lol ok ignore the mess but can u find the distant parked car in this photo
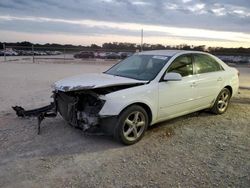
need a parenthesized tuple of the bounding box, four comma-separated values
(45, 51, 53, 55)
(98, 52, 108, 59)
(15, 50, 25, 56)
(118, 52, 133, 59)
(34, 51, 41, 56)
(98, 52, 119, 59)
(4, 50, 18, 56)
(26, 51, 34, 56)
(39, 51, 47, 55)
(51, 51, 63, 55)
(105, 52, 120, 59)
(74, 51, 95, 58)
(218, 55, 250, 64)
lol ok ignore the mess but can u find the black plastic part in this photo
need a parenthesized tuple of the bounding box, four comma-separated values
(99, 116, 118, 135)
(12, 103, 56, 117)
(12, 103, 57, 134)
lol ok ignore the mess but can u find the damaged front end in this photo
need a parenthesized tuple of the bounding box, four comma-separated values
(55, 90, 105, 131)
(12, 72, 147, 135)
(13, 89, 105, 134)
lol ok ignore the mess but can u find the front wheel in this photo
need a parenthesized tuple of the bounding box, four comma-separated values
(114, 105, 148, 145)
(211, 88, 231, 114)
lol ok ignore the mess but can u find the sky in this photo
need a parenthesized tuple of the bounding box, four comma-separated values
(0, 0, 250, 47)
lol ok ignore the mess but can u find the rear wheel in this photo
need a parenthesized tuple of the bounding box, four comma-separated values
(114, 105, 148, 145)
(211, 88, 231, 114)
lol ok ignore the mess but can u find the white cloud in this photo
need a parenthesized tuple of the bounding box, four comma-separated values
(0, 0, 250, 47)
(187, 3, 207, 14)
(232, 9, 250, 17)
(182, 0, 192, 3)
(1, 29, 249, 48)
(164, 3, 179, 10)
(101, 0, 114, 3)
(1, 15, 250, 47)
(131, 1, 150, 6)
(212, 7, 226, 16)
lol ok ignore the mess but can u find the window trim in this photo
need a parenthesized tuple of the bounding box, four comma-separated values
(160, 54, 194, 82)
(192, 53, 225, 75)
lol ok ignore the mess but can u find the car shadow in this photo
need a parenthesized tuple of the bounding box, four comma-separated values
(0, 109, 222, 163)
(0, 114, 123, 163)
(146, 110, 214, 136)
(231, 97, 250, 104)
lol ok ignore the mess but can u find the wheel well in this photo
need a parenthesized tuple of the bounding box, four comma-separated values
(224, 85, 232, 95)
(122, 103, 153, 124)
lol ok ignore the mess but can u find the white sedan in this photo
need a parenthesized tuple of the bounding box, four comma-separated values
(13, 50, 239, 145)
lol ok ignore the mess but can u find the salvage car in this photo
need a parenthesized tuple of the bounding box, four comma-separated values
(13, 50, 239, 145)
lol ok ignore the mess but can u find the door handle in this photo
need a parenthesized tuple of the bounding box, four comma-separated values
(217, 77, 223, 81)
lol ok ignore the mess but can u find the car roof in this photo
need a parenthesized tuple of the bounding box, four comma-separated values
(138, 50, 205, 57)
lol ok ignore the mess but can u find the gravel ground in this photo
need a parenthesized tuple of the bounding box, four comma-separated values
(0, 61, 249, 188)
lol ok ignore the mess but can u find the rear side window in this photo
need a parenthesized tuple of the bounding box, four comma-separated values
(167, 55, 193, 77)
(194, 54, 224, 74)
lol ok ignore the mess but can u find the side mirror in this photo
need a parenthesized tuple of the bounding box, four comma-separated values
(163, 72, 182, 81)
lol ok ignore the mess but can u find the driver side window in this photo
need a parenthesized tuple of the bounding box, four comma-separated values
(167, 55, 193, 77)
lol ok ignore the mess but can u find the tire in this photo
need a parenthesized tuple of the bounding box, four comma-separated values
(211, 88, 231, 114)
(114, 105, 149, 145)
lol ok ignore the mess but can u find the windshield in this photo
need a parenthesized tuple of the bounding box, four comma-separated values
(105, 55, 170, 81)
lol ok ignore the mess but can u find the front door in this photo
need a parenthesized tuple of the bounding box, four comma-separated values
(158, 54, 197, 120)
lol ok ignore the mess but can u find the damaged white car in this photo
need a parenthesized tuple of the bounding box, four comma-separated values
(13, 50, 239, 145)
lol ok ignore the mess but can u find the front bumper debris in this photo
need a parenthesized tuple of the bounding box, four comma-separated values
(12, 90, 112, 135)
(12, 102, 57, 134)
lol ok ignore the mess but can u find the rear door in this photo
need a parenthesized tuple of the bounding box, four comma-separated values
(192, 53, 225, 107)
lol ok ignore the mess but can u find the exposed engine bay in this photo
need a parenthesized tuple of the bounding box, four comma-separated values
(56, 83, 144, 130)
(56, 91, 105, 131)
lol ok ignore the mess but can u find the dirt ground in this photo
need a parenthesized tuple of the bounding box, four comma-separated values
(0, 61, 249, 188)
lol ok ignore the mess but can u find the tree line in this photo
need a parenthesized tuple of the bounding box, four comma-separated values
(1, 41, 250, 56)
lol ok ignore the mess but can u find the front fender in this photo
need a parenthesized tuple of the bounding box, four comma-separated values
(99, 84, 158, 124)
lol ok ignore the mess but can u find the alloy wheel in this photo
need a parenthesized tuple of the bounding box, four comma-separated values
(123, 111, 146, 142)
(217, 90, 230, 112)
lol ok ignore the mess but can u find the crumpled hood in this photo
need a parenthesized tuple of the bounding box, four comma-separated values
(53, 73, 147, 92)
